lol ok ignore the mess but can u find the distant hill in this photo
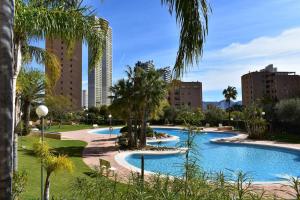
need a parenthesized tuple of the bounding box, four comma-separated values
(202, 100, 242, 111)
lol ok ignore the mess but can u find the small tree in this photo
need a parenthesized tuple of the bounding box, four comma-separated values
(205, 105, 225, 126)
(33, 142, 73, 200)
(177, 107, 204, 126)
(17, 68, 45, 134)
(243, 104, 267, 139)
(45, 95, 72, 127)
(275, 98, 300, 127)
(99, 105, 109, 120)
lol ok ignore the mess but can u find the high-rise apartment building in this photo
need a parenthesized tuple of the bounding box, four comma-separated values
(158, 66, 172, 83)
(242, 64, 300, 106)
(168, 81, 203, 110)
(45, 38, 82, 110)
(88, 26, 112, 107)
(135, 60, 155, 72)
(82, 90, 88, 108)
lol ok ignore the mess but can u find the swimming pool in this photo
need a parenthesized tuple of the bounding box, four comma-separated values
(94, 127, 300, 182)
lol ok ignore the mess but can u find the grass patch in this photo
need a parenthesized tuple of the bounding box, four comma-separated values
(46, 124, 93, 133)
(18, 136, 92, 199)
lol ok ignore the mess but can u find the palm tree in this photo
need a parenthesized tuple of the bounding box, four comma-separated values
(222, 86, 238, 121)
(10, 0, 108, 172)
(17, 68, 45, 135)
(33, 142, 73, 200)
(110, 78, 135, 148)
(136, 68, 167, 147)
(0, 0, 14, 198)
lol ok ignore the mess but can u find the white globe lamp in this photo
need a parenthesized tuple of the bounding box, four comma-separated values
(36, 105, 48, 118)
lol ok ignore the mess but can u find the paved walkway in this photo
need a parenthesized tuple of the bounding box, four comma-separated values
(59, 127, 299, 199)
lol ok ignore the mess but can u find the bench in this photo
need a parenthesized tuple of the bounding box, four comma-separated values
(99, 159, 116, 176)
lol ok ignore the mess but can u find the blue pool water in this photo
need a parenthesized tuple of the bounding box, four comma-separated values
(94, 128, 300, 181)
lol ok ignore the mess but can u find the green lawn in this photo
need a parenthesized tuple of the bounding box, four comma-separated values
(46, 124, 94, 132)
(18, 136, 92, 199)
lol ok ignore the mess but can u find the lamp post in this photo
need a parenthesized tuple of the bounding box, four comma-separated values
(36, 105, 48, 200)
(109, 114, 112, 136)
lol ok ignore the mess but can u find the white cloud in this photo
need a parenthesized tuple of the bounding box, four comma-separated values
(183, 27, 300, 94)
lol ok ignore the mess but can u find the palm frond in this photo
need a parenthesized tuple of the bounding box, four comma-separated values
(23, 45, 60, 88)
(16, 0, 109, 69)
(161, 0, 210, 78)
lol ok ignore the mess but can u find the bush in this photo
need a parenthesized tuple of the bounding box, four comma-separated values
(13, 170, 28, 200)
(243, 104, 267, 139)
(204, 106, 225, 126)
(275, 98, 300, 127)
(120, 126, 129, 133)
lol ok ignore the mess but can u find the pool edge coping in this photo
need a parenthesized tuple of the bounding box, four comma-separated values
(114, 128, 300, 184)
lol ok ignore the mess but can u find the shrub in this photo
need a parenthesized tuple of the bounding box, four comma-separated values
(12, 171, 28, 200)
(120, 126, 129, 133)
(243, 104, 267, 139)
(204, 106, 225, 126)
(275, 98, 300, 127)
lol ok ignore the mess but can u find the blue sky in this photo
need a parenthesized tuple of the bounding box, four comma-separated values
(33, 0, 300, 101)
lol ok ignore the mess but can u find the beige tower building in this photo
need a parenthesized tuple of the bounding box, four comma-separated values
(45, 38, 82, 110)
(168, 81, 203, 110)
(242, 64, 300, 106)
(88, 27, 112, 107)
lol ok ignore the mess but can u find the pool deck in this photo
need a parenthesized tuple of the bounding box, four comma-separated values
(59, 126, 298, 199)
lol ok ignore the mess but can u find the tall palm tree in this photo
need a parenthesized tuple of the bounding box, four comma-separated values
(223, 86, 238, 121)
(10, 0, 108, 172)
(0, 0, 14, 199)
(137, 68, 167, 147)
(110, 78, 135, 148)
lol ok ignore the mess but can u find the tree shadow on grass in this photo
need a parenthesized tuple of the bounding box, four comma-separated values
(52, 146, 84, 157)
(19, 148, 35, 157)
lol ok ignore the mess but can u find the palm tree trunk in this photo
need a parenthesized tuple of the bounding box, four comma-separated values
(12, 42, 22, 172)
(127, 117, 133, 148)
(140, 107, 147, 148)
(44, 173, 51, 200)
(13, 96, 22, 172)
(228, 100, 231, 121)
(0, 0, 14, 199)
(22, 100, 31, 135)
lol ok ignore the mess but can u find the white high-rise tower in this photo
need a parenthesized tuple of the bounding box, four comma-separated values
(88, 26, 112, 107)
